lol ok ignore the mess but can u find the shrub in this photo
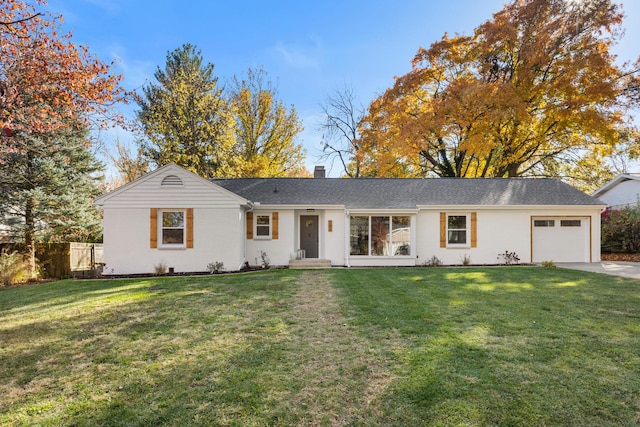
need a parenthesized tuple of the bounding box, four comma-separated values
(206, 261, 224, 274)
(461, 254, 472, 266)
(541, 260, 556, 268)
(258, 251, 270, 269)
(601, 206, 640, 253)
(154, 261, 168, 275)
(0, 250, 31, 286)
(498, 250, 520, 265)
(423, 255, 443, 267)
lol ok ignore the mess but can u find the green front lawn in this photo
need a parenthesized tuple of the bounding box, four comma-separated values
(0, 268, 638, 426)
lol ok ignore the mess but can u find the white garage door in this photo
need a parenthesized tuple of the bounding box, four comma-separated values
(532, 217, 590, 263)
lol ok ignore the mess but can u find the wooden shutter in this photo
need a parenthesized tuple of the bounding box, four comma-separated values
(150, 208, 158, 248)
(470, 212, 477, 248)
(186, 208, 194, 248)
(440, 212, 446, 248)
(246, 212, 253, 240)
(272, 212, 279, 240)
(328, 220, 333, 232)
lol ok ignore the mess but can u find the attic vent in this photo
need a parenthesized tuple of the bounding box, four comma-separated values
(161, 175, 183, 186)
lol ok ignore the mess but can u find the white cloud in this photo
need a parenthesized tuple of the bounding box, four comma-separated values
(268, 36, 323, 69)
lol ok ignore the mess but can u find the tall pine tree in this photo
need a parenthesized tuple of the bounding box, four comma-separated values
(136, 44, 235, 178)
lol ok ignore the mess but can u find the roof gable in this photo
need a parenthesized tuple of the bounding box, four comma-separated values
(592, 174, 640, 199)
(94, 163, 249, 207)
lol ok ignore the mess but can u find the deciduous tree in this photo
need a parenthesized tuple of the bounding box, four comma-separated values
(0, 0, 126, 159)
(1, 0, 126, 275)
(106, 141, 149, 185)
(136, 44, 235, 178)
(228, 67, 306, 177)
(357, 0, 639, 189)
(318, 85, 364, 177)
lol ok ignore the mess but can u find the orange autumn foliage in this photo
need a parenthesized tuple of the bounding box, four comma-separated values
(357, 0, 639, 180)
(0, 0, 126, 156)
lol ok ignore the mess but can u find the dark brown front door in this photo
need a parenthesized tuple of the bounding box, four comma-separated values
(300, 215, 318, 258)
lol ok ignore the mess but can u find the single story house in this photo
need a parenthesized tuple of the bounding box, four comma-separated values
(94, 163, 606, 275)
(592, 173, 640, 210)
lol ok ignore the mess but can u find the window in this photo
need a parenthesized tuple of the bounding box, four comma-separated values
(534, 220, 555, 227)
(350, 215, 411, 256)
(161, 210, 185, 246)
(350, 216, 369, 255)
(371, 216, 390, 255)
(561, 219, 581, 227)
(447, 215, 467, 244)
(256, 215, 271, 237)
(392, 216, 411, 255)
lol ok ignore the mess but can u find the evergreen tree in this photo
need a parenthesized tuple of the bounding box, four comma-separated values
(136, 44, 235, 178)
(0, 123, 105, 272)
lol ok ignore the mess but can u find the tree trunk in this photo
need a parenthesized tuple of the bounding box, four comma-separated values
(24, 197, 36, 277)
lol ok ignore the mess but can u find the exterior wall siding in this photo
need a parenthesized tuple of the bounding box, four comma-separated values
(415, 208, 601, 265)
(323, 209, 345, 266)
(246, 209, 295, 267)
(102, 207, 243, 275)
(596, 180, 640, 209)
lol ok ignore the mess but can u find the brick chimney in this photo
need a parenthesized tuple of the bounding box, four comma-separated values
(314, 165, 326, 178)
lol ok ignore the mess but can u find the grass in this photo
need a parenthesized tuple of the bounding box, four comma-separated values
(0, 267, 638, 426)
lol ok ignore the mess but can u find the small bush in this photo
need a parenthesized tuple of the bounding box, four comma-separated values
(0, 250, 31, 286)
(498, 250, 520, 265)
(461, 254, 472, 266)
(258, 251, 270, 269)
(541, 260, 556, 268)
(154, 261, 168, 275)
(207, 261, 224, 274)
(423, 255, 443, 267)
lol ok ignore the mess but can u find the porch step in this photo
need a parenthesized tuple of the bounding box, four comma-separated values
(288, 259, 332, 269)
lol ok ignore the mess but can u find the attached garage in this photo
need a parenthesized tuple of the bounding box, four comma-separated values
(531, 217, 591, 263)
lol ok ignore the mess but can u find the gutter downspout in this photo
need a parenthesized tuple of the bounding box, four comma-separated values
(345, 210, 351, 267)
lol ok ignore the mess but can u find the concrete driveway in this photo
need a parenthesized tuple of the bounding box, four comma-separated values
(557, 261, 640, 280)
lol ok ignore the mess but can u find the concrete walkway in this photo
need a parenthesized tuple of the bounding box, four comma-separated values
(557, 261, 640, 280)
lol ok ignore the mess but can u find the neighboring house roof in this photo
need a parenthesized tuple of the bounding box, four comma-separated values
(213, 177, 605, 209)
(592, 173, 640, 202)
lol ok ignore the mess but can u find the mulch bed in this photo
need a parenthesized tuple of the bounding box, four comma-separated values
(601, 253, 640, 262)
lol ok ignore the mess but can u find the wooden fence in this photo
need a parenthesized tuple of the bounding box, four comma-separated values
(0, 242, 104, 279)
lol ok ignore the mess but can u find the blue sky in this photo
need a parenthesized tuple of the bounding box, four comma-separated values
(44, 0, 640, 177)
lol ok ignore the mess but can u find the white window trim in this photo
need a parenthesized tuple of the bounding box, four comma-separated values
(159, 209, 186, 249)
(446, 213, 470, 248)
(254, 213, 272, 240)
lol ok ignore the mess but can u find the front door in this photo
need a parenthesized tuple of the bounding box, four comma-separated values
(300, 215, 319, 258)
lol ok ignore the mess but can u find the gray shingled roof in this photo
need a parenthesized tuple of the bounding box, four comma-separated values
(212, 177, 605, 209)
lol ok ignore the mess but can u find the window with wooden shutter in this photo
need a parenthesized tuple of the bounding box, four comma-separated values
(246, 212, 253, 239)
(150, 208, 158, 248)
